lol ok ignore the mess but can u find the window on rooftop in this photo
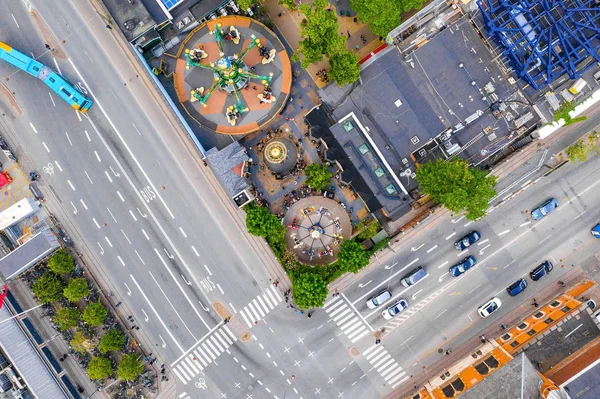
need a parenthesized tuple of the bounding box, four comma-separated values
(385, 184, 398, 195)
(358, 144, 370, 154)
(374, 167, 385, 178)
(342, 121, 355, 132)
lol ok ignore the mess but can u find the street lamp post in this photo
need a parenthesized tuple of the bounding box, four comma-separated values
(0, 304, 43, 326)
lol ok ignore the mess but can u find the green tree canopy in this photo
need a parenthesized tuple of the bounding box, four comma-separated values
(63, 278, 90, 302)
(98, 330, 125, 354)
(304, 163, 333, 191)
(245, 203, 284, 239)
(338, 240, 371, 273)
(47, 249, 75, 275)
(82, 301, 108, 326)
(566, 139, 591, 163)
(117, 354, 145, 381)
(236, 0, 259, 11)
(279, 0, 297, 10)
(416, 158, 497, 221)
(298, 0, 345, 67)
(87, 356, 113, 380)
(54, 307, 80, 331)
(328, 49, 360, 87)
(350, 0, 423, 37)
(71, 331, 95, 354)
(32, 272, 65, 304)
(292, 272, 328, 309)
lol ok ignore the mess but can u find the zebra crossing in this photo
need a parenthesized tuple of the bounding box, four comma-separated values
(237, 285, 283, 328)
(324, 295, 372, 343)
(363, 344, 409, 389)
(172, 324, 238, 384)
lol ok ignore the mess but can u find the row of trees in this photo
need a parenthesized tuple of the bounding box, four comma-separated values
(350, 0, 424, 37)
(31, 250, 143, 382)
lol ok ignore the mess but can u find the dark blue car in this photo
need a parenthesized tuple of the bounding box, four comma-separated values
(529, 260, 553, 281)
(531, 198, 559, 220)
(507, 278, 528, 296)
(449, 256, 477, 277)
(454, 231, 481, 251)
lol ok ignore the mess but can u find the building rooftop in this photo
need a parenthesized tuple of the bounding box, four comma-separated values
(562, 357, 600, 399)
(0, 230, 60, 280)
(205, 141, 250, 199)
(457, 353, 543, 399)
(103, 0, 166, 41)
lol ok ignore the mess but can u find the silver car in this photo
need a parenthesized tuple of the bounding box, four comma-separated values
(366, 289, 392, 309)
(382, 299, 408, 320)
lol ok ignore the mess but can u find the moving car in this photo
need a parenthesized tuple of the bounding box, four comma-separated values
(531, 198, 559, 220)
(592, 223, 600, 237)
(455, 231, 481, 251)
(506, 278, 528, 296)
(529, 260, 553, 281)
(366, 289, 392, 309)
(478, 297, 502, 318)
(382, 299, 408, 320)
(449, 256, 477, 277)
(401, 266, 428, 287)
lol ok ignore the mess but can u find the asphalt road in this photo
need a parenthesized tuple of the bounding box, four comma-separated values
(329, 149, 600, 396)
(0, 1, 379, 398)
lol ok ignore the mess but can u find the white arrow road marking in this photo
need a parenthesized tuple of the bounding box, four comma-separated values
(358, 280, 372, 288)
(479, 244, 491, 255)
(439, 274, 449, 282)
(164, 248, 174, 259)
(182, 275, 192, 285)
(159, 335, 167, 348)
(142, 309, 149, 322)
(124, 282, 131, 296)
(70, 201, 77, 215)
(137, 207, 147, 218)
(198, 301, 210, 312)
(110, 166, 120, 177)
(411, 244, 424, 251)
(451, 216, 464, 224)
(437, 260, 449, 269)
(411, 289, 423, 300)
(477, 239, 490, 246)
(97, 242, 104, 255)
(384, 262, 399, 270)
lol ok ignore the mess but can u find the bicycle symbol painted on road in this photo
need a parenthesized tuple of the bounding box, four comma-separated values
(195, 378, 207, 390)
(42, 163, 54, 176)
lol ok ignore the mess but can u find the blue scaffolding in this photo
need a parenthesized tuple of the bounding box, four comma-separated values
(478, 0, 600, 90)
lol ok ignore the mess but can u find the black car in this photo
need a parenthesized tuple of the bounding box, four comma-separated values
(529, 261, 553, 281)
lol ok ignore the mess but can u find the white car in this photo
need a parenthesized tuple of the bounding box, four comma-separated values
(382, 299, 408, 320)
(477, 297, 502, 318)
(366, 289, 392, 309)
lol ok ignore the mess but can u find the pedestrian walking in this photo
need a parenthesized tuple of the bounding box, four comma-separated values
(445, 349, 452, 356)
(558, 281, 566, 288)
(480, 335, 486, 344)
(45, 44, 51, 50)
(375, 339, 381, 345)
(347, 30, 351, 38)
(532, 299, 539, 308)
(307, 312, 313, 318)
(105, 24, 112, 30)
(355, 45, 359, 50)
(127, 315, 134, 321)
(115, 301, 122, 307)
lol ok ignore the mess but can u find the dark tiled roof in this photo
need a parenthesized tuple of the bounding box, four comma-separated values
(206, 141, 250, 198)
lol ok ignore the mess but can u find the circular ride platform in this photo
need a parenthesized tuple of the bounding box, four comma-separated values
(283, 197, 352, 265)
(173, 16, 292, 135)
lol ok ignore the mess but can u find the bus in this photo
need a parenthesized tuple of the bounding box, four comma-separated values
(0, 41, 93, 112)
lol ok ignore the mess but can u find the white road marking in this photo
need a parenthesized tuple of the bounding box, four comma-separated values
(132, 123, 141, 135)
(520, 179, 532, 188)
(67, 180, 75, 190)
(469, 284, 481, 294)
(574, 210, 587, 220)
(479, 244, 491, 255)
(204, 265, 212, 276)
(435, 309, 447, 319)
(42, 142, 50, 153)
(121, 229, 131, 244)
(105, 170, 113, 183)
(519, 221, 531, 227)
(118, 256, 125, 266)
(498, 230, 510, 236)
(117, 191, 125, 202)
(75, 110, 82, 121)
(54, 161, 63, 172)
(94, 151, 101, 162)
(79, 199, 88, 210)
(503, 260, 516, 269)
(352, 258, 419, 305)
(49, 92, 56, 106)
(11, 13, 19, 28)
(97, 242, 104, 255)
(437, 260, 449, 269)
(141, 229, 149, 240)
(445, 232, 456, 240)
(451, 215, 465, 223)
(192, 246, 200, 257)
(477, 238, 489, 246)
(457, 249, 468, 257)
(107, 207, 117, 223)
(464, 221, 474, 227)
(52, 58, 61, 75)
(70, 201, 77, 215)
(217, 284, 224, 295)
(92, 218, 100, 228)
(426, 245, 438, 253)
(84, 130, 91, 141)
(105, 237, 113, 247)
(65, 131, 72, 146)
(129, 210, 137, 221)
(135, 250, 145, 265)
(179, 227, 187, 238)
(84, 171, 93, 184)
(130, 274, 185, 353)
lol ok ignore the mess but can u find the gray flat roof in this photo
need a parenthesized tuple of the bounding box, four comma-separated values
(206, 141, 250, 198)
(0, 230, 60, 280)
(103, 0, 160, 41)
(0, 305, 66, 398)
(563, 359, 600, 399)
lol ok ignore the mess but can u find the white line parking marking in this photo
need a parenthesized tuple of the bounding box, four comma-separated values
(68, 180, 76, 190)
(107, 207, 117, 223)
(135, 250, 145, 264)
(519, 221, 531, 227)
(105, 170, 113, 183)
(49, 92, 56, 106)
(117, 191, 125, 202)
(437, 261, 449, 269)
(92, 218, 100, 228)
(179, 227, 187, 238)
(84, 130, 91, 141)
(141, 229, 149, 240)
(477, 239, 489, 246)
(42, 142, 50, 153)
(192, 246, 199, 257)
(29, 122, 38, 134)
(94, 151, 101, 162)
(105, 237, 113, 247)
(118, 256, 125, 266)
(129, 210, 137, 221)
(426, 245, 438, 253)
(498, 230, 510, 236)
(80, 199, 88, 210)
(65, 132, 72, 146)
(54, 161, 63, 172)
(11, 13, 19, 28)
(121, 229, 131, 244)
(84, 171, 93, 184)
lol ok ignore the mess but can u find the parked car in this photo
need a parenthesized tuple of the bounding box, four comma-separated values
(478, 297, 502, 318)
(506, 278, 528, 296)
(382, 299, 408, 320)
(401, 266, 428, 287)
(366, 289, 392, 309)
(455, 231, 481, 251)
(531, 198, 559, 220)
(529, 260, 553, 281)
(449, 256, 477, 277)
(592, 223, 600, 237)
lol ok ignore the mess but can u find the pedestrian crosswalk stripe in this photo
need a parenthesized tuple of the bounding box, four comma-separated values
(387, 369, 406, 384)
(256, 294, 269, 312)
(328, 303, 347, 318)
(262, 293, 274, 309)
(391, 374, 410, 388)
(342, 318, 361, 333)
(219, 329, 233, 346)
(379, 358, 395, 372)
(177, 364, 191, 381)
(269, 285, 282, 301)
(336, 311, 354, 325)
(253, 298, 266, 318)
(372, 352, 389, 366)
(365, 346, 384, 360)
(333, 308, 352, 322)
(381, 364, 401, 378)
(186, 357, 201, 373)
(210, 336, 224, 353)
(179, 393, 188, 398)
(206, 339, 219, 358)
(347, 324, 366, 339)
(266, 287, 278, 305)
(240, 309, 252, 327)
(215, 330, 229, 348)
(351, 329, 370, 343)
(247, 302, 261, 322)
(325, 298, 344, 312)
(202, 343, 216, 360)
(180, 360, 194, 378)
(194, 350, 208, 367)
(363, 344, 378, 356)
(173, 367, 187, 383)
(223, 325, 237, 341)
